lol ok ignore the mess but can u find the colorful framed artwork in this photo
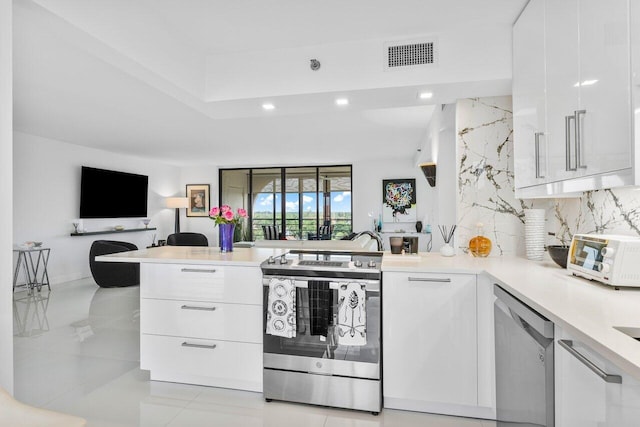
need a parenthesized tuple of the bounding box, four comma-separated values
(382, 178, 417, 223)
(186, 184, 210, 217)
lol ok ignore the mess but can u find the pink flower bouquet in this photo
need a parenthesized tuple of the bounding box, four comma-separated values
(209, 205, 247, 226)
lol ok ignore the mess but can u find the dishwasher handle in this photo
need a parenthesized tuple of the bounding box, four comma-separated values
(558, 339, 622, 384)
(494, 284, 554, 339)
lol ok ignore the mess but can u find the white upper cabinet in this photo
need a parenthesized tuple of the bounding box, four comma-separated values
(544, 0, 580, 183)
(576, 0, 632, 177)
(513, 0, 548, 189)
(513, 0, 634, 197)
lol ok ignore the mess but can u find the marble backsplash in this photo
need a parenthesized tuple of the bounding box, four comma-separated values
(455, 96, 640, 257)
(548, 189, 640, 246)
(456, 96, 527, 255)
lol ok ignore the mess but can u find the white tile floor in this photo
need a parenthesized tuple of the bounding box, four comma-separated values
(13, 278, 497, 426)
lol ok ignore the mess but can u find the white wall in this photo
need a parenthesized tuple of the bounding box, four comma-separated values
(352, 157, 435, 235)
(12, 129, 442, 290)
(13, 132, 182, 284)
(177, 165, 219, 245)
(0, 0, 13, 393)
(414, 103, 458, 251)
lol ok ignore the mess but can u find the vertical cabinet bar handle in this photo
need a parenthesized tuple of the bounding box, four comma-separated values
(534, 132, 545, 179)
(181, 342, 217, 350)
(558, 340, 622, 384)
(574, 110, 587, 169)
(565, 115, 577, 171)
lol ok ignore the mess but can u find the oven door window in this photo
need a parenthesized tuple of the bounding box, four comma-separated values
(263, 286, 380, 364)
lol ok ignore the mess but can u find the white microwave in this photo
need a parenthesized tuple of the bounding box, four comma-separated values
(567, 234, 640, 288)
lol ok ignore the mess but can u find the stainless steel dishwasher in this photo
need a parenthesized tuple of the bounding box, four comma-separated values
(494, 284, 554, 427)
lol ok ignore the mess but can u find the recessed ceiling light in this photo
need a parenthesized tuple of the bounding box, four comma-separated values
(335, 98, 349, 106)
(418, 91, 433, 100)
(262, 103, 275, 111)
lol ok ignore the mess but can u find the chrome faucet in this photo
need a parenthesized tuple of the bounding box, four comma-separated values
(353, 230, 384, 251)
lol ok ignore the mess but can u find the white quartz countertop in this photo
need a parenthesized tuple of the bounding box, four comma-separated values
(96, 246, 286, 267)
(383, 252, 640, 381)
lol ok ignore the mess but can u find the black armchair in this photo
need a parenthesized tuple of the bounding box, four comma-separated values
(308, 223, 332, 240)
(167, 232, 209, 246)
(262, 225, 281, 240)
(89, 240, 139, 288)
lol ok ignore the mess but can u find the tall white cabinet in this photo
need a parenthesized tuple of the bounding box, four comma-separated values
(513, 0, 634, 197)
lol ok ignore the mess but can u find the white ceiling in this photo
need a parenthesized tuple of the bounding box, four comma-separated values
(142, 0, 524, 55)
(12, 0, 526, 167)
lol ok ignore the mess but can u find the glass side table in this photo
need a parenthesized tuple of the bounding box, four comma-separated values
(13, 247, 51, 292)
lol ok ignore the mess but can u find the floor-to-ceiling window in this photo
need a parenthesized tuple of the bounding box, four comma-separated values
(219, 165, 352, 241)
(320, 166, 352, 239)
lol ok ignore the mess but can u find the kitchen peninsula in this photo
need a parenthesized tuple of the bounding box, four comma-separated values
(99, 246, 285, 392)
(99, 247, 640, 420)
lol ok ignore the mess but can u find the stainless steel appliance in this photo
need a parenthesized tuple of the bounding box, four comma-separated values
(260, 250, 382, 414)
(567, 233, 640, 288)
(494, 284, 554, 426)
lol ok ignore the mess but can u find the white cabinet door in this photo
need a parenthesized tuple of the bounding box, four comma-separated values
(578, 0, 632, 176)
(545, 0, 580, 183)
(544, 0, 631, 184)
(383, 272, 478, 415)
(555, 328, 608, 426)
(555, 327, 640, 426)
(513, 0, 548, 189)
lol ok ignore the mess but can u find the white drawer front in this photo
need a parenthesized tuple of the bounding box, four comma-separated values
(141, 263, 261, 304)
(141, 335, 262, 389)
(141, 298, 262, 343)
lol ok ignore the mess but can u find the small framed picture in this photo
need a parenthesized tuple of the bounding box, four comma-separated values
(186, 184, 210, 217)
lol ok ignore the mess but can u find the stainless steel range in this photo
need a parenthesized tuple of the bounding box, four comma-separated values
(260, 250, 382, 414)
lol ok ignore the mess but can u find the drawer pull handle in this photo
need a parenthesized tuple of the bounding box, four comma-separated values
(181, 305, 216, 311)
(408, 277, 451, 283)
(181, 342, 217, 350)
(180, 268, 217, 273)
(558, 340, 622, 384)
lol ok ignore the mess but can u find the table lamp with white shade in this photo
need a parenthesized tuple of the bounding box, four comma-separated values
(166, 197, 189, 233)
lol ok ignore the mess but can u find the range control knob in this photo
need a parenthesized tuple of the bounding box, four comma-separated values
(354, 259, 363, 268)
(279, 255, 288, 265)
(368, 259, 376, 268)
(601, 247, 615, 257)
(598, 263, 611, 274)
(267, 256, 276, 264)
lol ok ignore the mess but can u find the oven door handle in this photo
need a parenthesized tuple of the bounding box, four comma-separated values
(262, 277, 380, 292)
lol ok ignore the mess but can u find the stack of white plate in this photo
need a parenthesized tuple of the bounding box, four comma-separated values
(524, 209, 546, 261)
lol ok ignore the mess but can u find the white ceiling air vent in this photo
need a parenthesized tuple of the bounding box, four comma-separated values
(384, 38, 437, 71)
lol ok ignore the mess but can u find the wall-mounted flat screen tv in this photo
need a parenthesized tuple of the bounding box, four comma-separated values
(80, 166, 149, 218)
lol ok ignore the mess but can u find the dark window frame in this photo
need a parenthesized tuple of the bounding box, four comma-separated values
(219, 165, 352, 241)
